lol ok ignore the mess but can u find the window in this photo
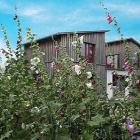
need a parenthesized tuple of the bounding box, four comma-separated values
(113, 74, 128, 92)
(106, 54, 119, 69)
(85, 43, 95, 63)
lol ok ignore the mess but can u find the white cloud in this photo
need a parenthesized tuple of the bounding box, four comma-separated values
(106, 3, 140, 18)
(0, 0, 11, 11)
(19, 6, 45, 17)
(18, 5, 49, 23)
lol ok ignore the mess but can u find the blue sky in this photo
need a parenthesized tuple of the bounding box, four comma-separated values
(0, 0, 140, 49)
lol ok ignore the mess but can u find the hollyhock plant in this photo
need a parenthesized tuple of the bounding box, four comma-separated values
(71, 41, 77, 47)
(86, 71, 92, 79)
(136, 79, 140, 84)
(53, 45, 59, 52)
(106, 14, 113, 24)
(51, 61, 56, 68)
(30, 57, 40, 66)
(79, 35, 84, 45)
(72, 64, 81, 75)
(86, 82, 93, 89)
(127, 118, 135, 133)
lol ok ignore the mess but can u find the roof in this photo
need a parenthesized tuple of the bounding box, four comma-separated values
(106, 38, 140, 47)
(24, 30, 109, 46)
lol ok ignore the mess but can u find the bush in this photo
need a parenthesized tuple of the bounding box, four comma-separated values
(0, 13, 140, 140)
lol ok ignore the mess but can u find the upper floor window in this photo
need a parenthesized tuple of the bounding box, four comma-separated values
(85, 43, 95, 63)
(106, 54, 119, 69)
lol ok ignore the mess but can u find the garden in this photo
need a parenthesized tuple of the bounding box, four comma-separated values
(0, 1, 140, 140)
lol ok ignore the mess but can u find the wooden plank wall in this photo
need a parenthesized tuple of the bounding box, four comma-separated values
(105, 41, 140, 69)
(25, 32, 106, 82)
(60, 33, 106, 82)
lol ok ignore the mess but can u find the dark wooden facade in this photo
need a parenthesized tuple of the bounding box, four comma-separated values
(24, 31, 108, 80)
(106, 38, 140, 70)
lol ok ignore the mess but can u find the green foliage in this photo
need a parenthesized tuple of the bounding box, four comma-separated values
(0, 13, 140, 140)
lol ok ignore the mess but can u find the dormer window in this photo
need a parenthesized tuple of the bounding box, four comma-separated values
(85, 43, 95, 63)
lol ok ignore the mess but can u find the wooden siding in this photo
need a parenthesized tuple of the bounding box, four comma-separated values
(25, 32, 106, 82)
(106, 41, 140, 69)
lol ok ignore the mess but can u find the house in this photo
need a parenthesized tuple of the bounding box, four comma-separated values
(24, 30, 108, 82)
(106, 38, 140, 98)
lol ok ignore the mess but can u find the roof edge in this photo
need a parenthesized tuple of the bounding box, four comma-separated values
(24, 30, 109, 46)
(106, 38, 140, 47)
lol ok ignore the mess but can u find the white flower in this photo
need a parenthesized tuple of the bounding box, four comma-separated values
(70, 58, 74, 62)
(125, 77, 129, 82)
(79, 35, 84, 44)
(86, 82, 93, 89)
(86, 72, 92, 79)
(30, 66, 35, 71)
(31, 107, 40, 113)
(21, 123, 25, 129)
(35, 70, 39, 74)
(41, 52, 45, 55)
(51, 62, 55, 68)
(7, 76, 11, 80)
(31, 57, 40, 66)
(60, 125, 62, 128)
(24, 101, 30, 107)
(73, 64, 81, 75)
(71, 41, 77, 47)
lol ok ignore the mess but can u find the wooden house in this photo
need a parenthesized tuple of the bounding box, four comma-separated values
(105, 38, 140, 98)
(24, 31, 108, 82)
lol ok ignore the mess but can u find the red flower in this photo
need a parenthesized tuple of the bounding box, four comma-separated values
(106, 15, 113, 24)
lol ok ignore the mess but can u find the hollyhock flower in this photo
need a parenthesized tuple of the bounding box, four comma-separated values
(79, 35, 84, 44)
(123, 59, 134, 74)
(71, 41, 77, 47)
(35, 70, 39, 74)
(72, 64, 81, 75)
(136, 79, 140, 84)
(106, 14, 113, 24)
(51, 62, 56, 68)
(125, 77, 129, 82)
(41, 52, 45, 56)
(7, 76, 11, 80)
(30, 66, 35, 71)
(70, 58, 74, 62)
(53, 45, 59, 52)
(127, 118, 135, 133)
(31, 57, 40, 66)
(86, 72, 92, 79)
(86, 82, 93, 89)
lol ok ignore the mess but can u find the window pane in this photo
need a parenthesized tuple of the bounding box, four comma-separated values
(85, 43, 95, 63)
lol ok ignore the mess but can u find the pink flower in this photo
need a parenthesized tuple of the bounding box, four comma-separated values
(136, 79, 140, 84)
(127, 118, 135, 133)
(106, 15, 113, 24)
(124, 61, 129, 66)
(53, 45, 59, 52)
(123, 59, 134, 74)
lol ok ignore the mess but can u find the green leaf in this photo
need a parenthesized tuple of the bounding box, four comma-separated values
(0, 130, 13, 140)
(70, 114, 80, 121)
(87, 114, 107, 127)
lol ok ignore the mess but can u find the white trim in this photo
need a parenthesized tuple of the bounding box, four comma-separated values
(107, 70, 128, 99)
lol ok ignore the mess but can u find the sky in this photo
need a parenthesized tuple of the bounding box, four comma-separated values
(0, 0, 140, 49)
